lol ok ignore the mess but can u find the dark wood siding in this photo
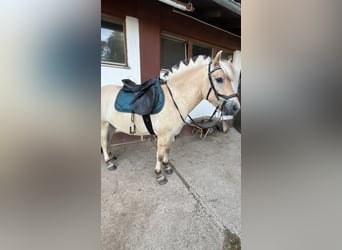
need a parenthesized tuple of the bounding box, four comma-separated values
(137, 1, 161, 82)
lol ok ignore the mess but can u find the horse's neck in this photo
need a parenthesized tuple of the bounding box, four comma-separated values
(167, 67, 205, 117)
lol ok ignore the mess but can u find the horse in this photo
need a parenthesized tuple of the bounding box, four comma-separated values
(101, 50, 241, 184)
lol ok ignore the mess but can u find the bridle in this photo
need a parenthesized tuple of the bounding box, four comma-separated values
(206, 61, 239, 104)
(165, 61, 239, 125)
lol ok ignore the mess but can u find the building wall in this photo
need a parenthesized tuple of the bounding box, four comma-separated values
(101, 16, 141, 86)
(137, 1, 161, 82)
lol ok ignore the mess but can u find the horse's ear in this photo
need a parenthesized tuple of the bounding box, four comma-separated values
(213, 50, 223, 66)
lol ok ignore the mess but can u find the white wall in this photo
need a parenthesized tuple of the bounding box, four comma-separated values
(188, 100, 219, 120)
(101, 16, 141, 86)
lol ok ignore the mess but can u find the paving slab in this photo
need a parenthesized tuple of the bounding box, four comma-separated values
(101, 128, 241, 250)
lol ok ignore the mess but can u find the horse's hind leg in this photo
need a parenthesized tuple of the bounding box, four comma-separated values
(101, 121, 116, 171)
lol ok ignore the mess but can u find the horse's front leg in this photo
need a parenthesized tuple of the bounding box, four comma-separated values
(155, 139, 172, 184)
(162, 147, 173, 175)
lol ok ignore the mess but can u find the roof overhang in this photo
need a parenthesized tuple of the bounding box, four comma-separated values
(158, 0, 241, 36)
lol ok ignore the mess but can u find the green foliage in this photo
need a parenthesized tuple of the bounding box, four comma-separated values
(223, 229, 241, 250)
(101, 30, 125, 63)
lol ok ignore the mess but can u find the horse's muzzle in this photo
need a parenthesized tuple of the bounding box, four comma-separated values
(221, 99, 240, 116)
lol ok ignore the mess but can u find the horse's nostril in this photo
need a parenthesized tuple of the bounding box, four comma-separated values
(233, 104, 238, 111)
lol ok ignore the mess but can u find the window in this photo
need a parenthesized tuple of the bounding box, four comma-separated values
(101, 17, 126, 65)
(192, 43, 212, 57)
(161, 36, 187, 69)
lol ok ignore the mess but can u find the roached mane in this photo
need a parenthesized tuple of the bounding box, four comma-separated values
(161, 54, 236, 83)
(161, 55, 211, 80)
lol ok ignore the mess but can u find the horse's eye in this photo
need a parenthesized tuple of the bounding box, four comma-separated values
(216, 77, 224, 84)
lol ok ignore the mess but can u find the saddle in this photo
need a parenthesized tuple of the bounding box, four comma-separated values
(114, 77, 165, 135)
(121, 78, 157, 115)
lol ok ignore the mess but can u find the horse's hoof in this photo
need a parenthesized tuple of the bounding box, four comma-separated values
(107, 161, 117, 171)
(156, 175, 168, 185)
(164, 166, 173, 175)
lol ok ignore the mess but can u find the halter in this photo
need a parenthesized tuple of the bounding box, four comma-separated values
(206, 61, 239, 102)
(165, 61, 239, 127)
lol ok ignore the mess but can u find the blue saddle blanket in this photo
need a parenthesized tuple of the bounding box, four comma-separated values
(114, 77, 164, 114)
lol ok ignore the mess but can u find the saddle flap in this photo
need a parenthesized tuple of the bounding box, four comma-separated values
(131, 85, 157, 115)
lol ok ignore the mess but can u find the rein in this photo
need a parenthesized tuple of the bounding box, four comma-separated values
(165, 83, 188, 124)
(165, 82, 206, 129)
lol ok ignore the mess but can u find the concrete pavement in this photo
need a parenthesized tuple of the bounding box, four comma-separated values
(101, 128, 241, 250)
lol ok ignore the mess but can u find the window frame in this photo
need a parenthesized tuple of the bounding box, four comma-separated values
(101, 14, 128, 67)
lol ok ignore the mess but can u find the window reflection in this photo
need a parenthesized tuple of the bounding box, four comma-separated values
(101, 18, 126, 65)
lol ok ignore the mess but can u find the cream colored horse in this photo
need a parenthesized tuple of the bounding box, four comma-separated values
(101, 50, 241, 184)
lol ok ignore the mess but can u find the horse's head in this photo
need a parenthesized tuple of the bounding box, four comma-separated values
(204, 50, 240, 116)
